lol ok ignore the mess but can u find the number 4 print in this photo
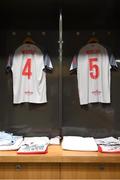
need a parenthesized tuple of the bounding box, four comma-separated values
(89, 58, 99, 79)
(22, 58, 32, 79)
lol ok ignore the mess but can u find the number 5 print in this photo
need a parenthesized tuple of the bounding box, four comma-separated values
(89, 58, 99, 79)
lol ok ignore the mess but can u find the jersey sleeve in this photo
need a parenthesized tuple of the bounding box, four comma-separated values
(109, 54, 118, 67)
(70, 55, 77, 71)
(44, 54, 53, 70)
(6, 54, 14, 72)
(106, 47, 118, 68)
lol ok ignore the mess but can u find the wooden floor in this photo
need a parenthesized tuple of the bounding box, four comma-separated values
(0, 145, 120, 179)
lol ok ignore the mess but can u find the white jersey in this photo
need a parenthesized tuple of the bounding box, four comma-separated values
(7, 43, 53, 104)
(70, 43, 114, 105)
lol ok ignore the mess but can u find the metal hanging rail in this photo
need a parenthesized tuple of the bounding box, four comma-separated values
(58, 11, 63, 131)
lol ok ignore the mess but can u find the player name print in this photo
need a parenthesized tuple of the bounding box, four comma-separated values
(7, 43, 53, 104)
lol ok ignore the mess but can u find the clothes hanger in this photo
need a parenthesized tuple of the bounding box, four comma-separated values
(23, 36, 35, 44)
(87, 36, 99, 43)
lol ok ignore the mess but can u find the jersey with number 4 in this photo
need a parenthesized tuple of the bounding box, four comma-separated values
(7, 43, 53, 104)
(70, 43, 112, 105)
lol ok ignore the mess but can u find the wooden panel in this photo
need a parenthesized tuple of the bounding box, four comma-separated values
(0, 163, 60, 179)
(0, 162, 120, 180)
(60, 163, 120, 179)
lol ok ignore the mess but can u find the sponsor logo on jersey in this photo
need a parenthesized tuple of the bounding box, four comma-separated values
(92, 90, 101, 96)
(24, 91, 33, 95)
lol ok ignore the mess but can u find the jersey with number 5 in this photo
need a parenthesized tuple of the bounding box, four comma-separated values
(7, 43, 53, 104)
(70, 43, 111, 105)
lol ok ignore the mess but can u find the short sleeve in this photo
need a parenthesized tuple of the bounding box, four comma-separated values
(44, 54, 53, 70)
(109, 54, 118, 67)
(106, 47, 118, 68)
(70, 55, 77, 71)
(6, 54, 13, 72)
